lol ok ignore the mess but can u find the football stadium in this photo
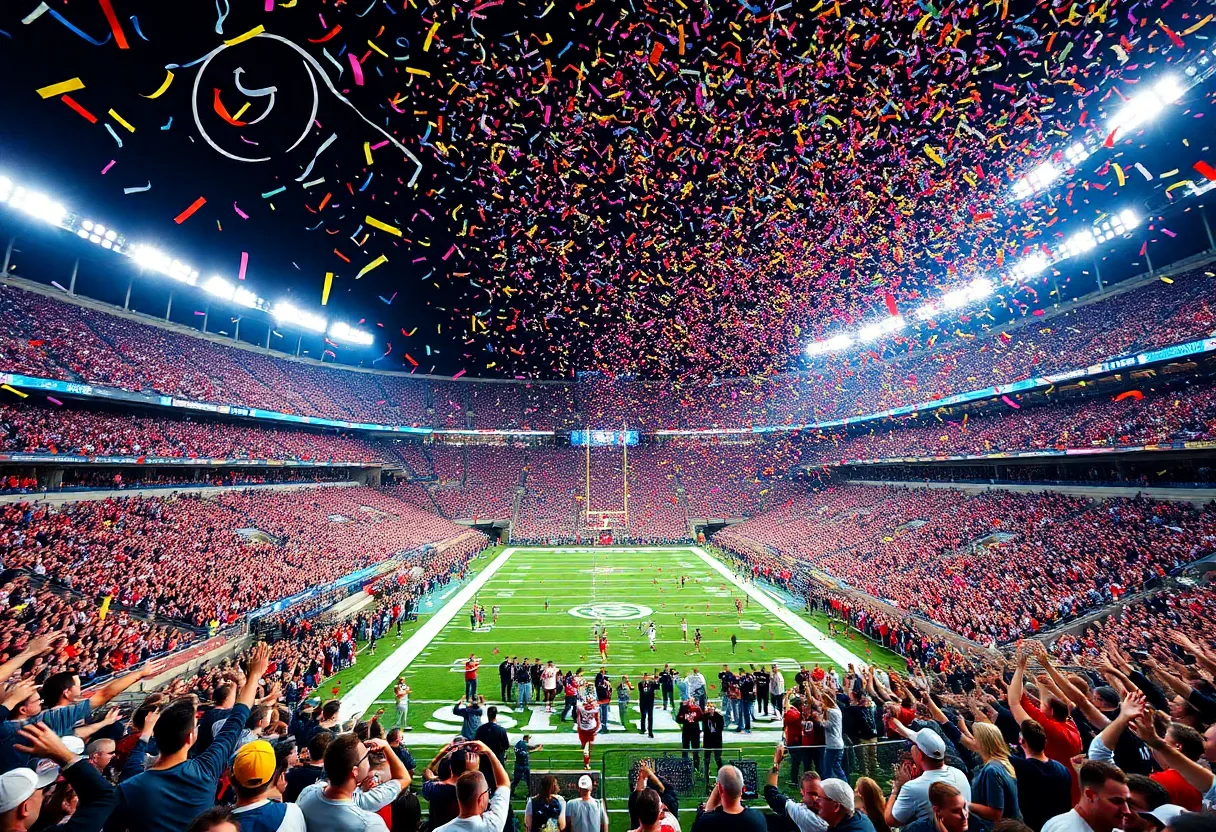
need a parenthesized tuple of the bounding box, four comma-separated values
(1, 1, 1216, 832)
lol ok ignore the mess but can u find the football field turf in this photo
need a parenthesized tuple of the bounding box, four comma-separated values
(327, 546, 906, 830)
(342, 545, 899, 744)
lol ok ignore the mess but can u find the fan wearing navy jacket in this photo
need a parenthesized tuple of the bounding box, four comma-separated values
(106, 643, 273, 832)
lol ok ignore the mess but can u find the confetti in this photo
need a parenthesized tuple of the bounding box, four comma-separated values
(174, 196, 207, 224)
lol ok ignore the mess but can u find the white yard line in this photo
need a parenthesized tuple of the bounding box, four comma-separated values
(690, 547, 867, 669)
(342, 547, 517, 719)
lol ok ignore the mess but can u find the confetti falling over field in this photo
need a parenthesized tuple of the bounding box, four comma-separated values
(5, 0, 1215, 381)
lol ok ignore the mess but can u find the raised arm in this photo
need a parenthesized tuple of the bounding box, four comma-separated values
(1034, 646, 1108, 728)
(1007, 654, 1031, 724)
(1091, 691, 1145, 761)
(0, 632, 61, 686)
(89, 659, 166, 710)
(1129, 713, 1214, 796)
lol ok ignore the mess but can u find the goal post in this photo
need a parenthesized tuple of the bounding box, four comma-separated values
(581, 427, 629, 533)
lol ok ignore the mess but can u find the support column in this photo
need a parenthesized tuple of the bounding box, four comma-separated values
(1, 236, 14, 275)
(165, 291, 173, 321)
(124, 276, 133, 310)
(68, 258, 79, 295)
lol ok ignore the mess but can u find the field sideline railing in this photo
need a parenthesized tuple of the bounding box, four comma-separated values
(595, 739, 907, 830)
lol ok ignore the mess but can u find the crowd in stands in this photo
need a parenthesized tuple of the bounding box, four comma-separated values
(0, 486, 478, 628)
(808, 379, 1216, 464)
(0, 574, 194, 685)
(4, 265, 1215, 430)
(1049, 584, 1216, 664)
(0, 403, 380, 462)
(715, 484, 1216, 645)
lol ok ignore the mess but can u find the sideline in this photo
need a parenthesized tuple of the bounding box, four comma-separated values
(341, 547, 517, 719)
(690, 547, 867, 669)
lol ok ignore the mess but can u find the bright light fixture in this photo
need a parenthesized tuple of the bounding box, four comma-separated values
(1012, 253, 1050, 280)
(232, 287, 260, 309)
(1064, 142, 1089, 166)
(272, 302, 327, 333)
(967, 277, 993, 301)
(203, 276, 236, 301)
(806, 333, 853, 356)
(9, 187, 66, 226)
(1061, 229, 1097, 257)
(329, 321, 375, 346)
(1154, 75, 1184, 103)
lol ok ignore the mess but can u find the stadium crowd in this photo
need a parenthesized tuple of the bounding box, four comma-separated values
(0, 403, 380, 463)
(0, 486, 477, 628)
(715, 485, 1216, 645)
(807, 380, 1216, 464)
(3, 265, 1216, 430)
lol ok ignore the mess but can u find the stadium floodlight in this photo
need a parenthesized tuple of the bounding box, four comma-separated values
(1107, 77, 1181, 139)
(329, 321, 375, 346)
(806, 334, 853, 356)
(967, 277, 993, 301)
(1028, 161, 1060, 190)
(1119, 208, 1139, 228)
(913, 303, 937, 321)
(8, 187, 66, 226)
(1063, 142, 1090, 167)
(203, 276, 236, 301)
(232, 286, 260, 309)
(0, 176, 13, 203)
(272, 301, 327, 333)
(1012, 161, 1062, 200)
(1154, 75, 1184, 103)
(938, 287, 967, 310)
(858, 315, 905, 342)
(1011, 253, 1050, 280)
(131, 244, 199, 284)
(1060, 229, 1097, 258)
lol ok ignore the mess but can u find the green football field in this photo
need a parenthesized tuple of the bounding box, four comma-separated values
(339, 545, 904, 741)
(323, 546, 907, 829)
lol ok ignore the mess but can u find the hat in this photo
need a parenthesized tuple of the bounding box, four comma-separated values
(1138, 805, 1187, 828)
(233, 740, 277, 788)
(914, 728, 946, 761)
(61, 736, 86, 756)
(0, 764, 59, 813)
(1094, 686, 1122, 709)
(821, 778, 855, 813)
(577, 774, 594, 790)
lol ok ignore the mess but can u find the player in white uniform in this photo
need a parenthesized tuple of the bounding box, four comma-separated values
(394, 676, 412, 730)
(575, 694, 601, 769)
(647, 623, 657, 651)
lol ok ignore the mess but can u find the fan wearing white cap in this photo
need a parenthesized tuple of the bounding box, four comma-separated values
(565, 774, 608, 832)
(884, 727, 972, 828)
(0, 721, 117, 832)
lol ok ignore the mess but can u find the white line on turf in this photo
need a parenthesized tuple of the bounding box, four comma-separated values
(690, 546, 866, 668)
(341, 547, 516, 719)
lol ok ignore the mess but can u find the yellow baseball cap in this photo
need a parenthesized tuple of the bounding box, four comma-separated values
(233, 740, 277, 788)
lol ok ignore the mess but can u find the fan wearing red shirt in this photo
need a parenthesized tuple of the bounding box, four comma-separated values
(1009, 653, 1082, 800)
(783, 696, 811, 783)
(1149, 724, 1205, 810)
